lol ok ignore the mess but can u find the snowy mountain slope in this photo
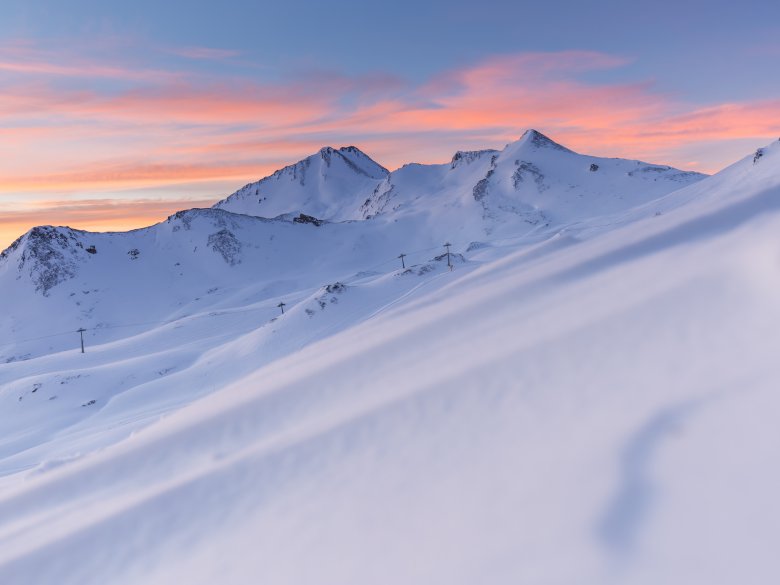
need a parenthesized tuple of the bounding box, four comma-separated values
(0, 139, 777, 584)
(213, 145, 389, 220)
(0, 201, 492, 475)
(0, 207, 451, 359)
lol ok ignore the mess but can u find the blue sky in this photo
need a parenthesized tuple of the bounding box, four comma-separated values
(5, 0, 779, 98)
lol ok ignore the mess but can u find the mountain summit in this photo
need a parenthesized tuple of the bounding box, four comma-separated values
(214, 145, 388, 220)
(516, 128, 574, 152)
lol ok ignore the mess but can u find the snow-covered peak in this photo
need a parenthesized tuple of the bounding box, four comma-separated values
(0, 225, 93, 296)
(316, 145, 389, 179)
(214, 146, 389, 221)
(513, 128, 575, 153)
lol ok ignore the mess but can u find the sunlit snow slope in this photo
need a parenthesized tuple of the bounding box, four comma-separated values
(1, 134, 778, 584)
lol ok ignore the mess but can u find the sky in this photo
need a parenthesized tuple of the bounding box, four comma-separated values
(1, 0, 779, 248)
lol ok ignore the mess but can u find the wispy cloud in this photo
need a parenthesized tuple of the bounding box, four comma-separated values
(166, 46, 242, 60)
(0, 41, 185, 81)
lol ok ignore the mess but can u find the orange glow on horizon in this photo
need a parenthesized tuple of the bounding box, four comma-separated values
(0, 162, 278, 193)
(0, 198, 219, 250)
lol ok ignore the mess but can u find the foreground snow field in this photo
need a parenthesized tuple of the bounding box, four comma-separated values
(1, 134, 779, 583)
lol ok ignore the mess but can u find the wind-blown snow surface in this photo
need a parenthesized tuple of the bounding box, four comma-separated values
(1, 136, 779, 584)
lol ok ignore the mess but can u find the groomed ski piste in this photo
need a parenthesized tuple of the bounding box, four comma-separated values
(0, 131, 779, 584)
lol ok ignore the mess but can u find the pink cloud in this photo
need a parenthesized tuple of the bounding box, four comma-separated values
(337, 52, 777, 169)
(0, 42, 184, 82)
(0, 160, 276, 192)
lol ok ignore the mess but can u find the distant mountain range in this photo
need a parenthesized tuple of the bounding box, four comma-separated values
(214, 129, 704, 227)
